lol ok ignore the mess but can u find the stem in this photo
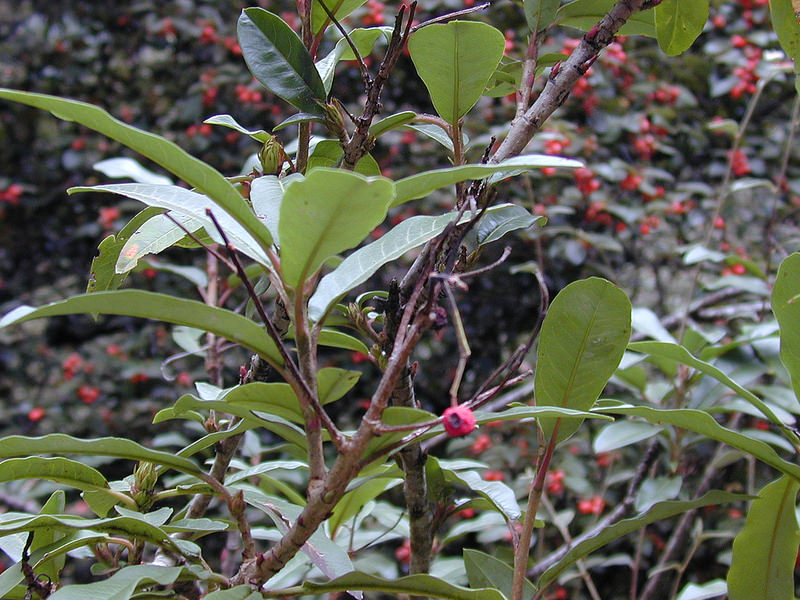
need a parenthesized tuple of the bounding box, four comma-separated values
(512, 423, 560, 600)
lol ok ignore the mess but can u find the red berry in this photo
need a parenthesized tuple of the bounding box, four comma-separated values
(713, 216, 726, 229)
(78, 385, 100, 404)
(483, 470, 505, 481)
(28, 407, 46, 422)
(395, 539, 411, 564)
(470, 434, 492, 455)
(442, 405, 476, 437)
(731, 263, 746, 275)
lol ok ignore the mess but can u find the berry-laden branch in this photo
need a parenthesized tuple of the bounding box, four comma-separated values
(491, 0, 665, 163)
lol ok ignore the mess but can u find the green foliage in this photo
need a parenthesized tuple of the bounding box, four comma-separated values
(728, 475, 800, 599)
(408, 21, 505, 124)
(654, 0, 710, 56)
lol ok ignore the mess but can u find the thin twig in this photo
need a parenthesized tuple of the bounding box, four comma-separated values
(164, 212, 236, 270)
(317, 0, 371, 87)
(410, 2, 491, 32)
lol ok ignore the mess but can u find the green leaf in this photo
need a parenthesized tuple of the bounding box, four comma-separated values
(115, 211, 204, 275)
(771, 0, 800, 63)
(0, 457, 111, 492)
(464, 549, 536, 600)
(87, 207, 163, 292)
(369, 111, 417, 137)
(0, 89, 268, 253)
(0, 290, 283, 368)
(311, 0, 368, 34)
(728, 475, 800, 600)
(442, 469, 520, 520)
(771, 253, 800, 401)
(628, 341, 789, 429)
(204, 586, 264, 600)
(474, 204, 543, 246)
(599, 404, 800, 482)
(316, 27, 390, 92)
(49, 565, 184, 600)
(203, 114, 271, 142)
(238, 8, 327, 117)
(654, 0, 709, 56)
(538, 491, 750, 589)
(328, 475, 399, 538)
(592, 421, 663, 453)
(393, 156, 582, 207)
(0, 434, 202, 476)
(525, 0, 560, 33)
(318, 328, 370, 354)
(297, 571, 506, 600)
(33, 491, 66, 586)
(71, 183, 270, 266)
(307, 139, 381, 175)
(535, 278, 631, 444)
(279, 168, 394, 288)
(408, 21, 506, 124)
(556, 0, 657, 37)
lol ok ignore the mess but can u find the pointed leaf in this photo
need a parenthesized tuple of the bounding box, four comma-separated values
(771, 0, 800, 63)
(279, 168, 394, 287)
(93, 157, 172, 185)
(535, 278, 631, 444)
(556, 0, 657, 36)
(311, 0, 368, 34)
(203, 114, 271, 143)
(593, 421, 662, 453)
(600, 404, 800, 481)
(369, 111, 417, 137)
(442, 469, 520, 520)
(116, 211, 203, 275)
(49, 565, 183, 600)
(87, 207, 163, 292)
(238, 8, 326, 116)
(298, 571, 506, 600)
(408, 21, 505, 124)
(0, 89, 268, 252)
(525, 0, 560, 33)
(628, 341, 789, 428)
(538, 491, 750, 589)
(0, 434, 201, 476)
(204, 586, 264, 600)
(0, 457, 110, 492)
(771, 253, 800, 400)
(464, 549, 536, 600)
(393, 156, 582, 207)
(70, 183, 270, 265)
(654, 0, 709, 56)
(0, 290, 283, 367)
(33, 492, 66, 586)
(727, 475, 800, 600)
(475, 203, 543, 246)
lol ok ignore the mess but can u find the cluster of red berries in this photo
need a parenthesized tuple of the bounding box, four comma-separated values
(574, 167, 600, 196)
(77, 385, 101, 404)
(577, 495, 606, 515)
(98, 206, 120, 230)
(729, 149, 751, 177)
(546, 469, 565, 495)
(235, 84, 263, 105)
(62, 352, 93, 381)
(361, 0, 386, 26)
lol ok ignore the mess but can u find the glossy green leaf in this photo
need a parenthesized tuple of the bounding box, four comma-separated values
(93, 157, 172, 185)
(116, 212, 204, 275)
(771, 253, 800, 401)
(654, 0, 709, 56)
(771, 0, 800, 63)
(0, 457, 111, 492)
(311, 0, 368, 34)
(556, 0, 657, 37)
(600, 404, 800, 481)
(308, 203, 541, 321)
(249, 172, 305, 247)
(0, 514, 181, 555)
(272, 112, 325, 132)
(408, 21, 505, 124)
(538, 491, 750, 589)
(238, 8, 327, 117)
(49, 565, 183, 600)
(408, 123, 457, 152)
(0, 434, 201, 477)
(475, 204, 544, 246)
(307, 139, 381, 175)
(442, 469, 520, 520)
(318, 328, 370, 354)
(393, 156, 582, 207)
(316, 27, 390, 92)
(279, 168, 394, 288)
(525, 0, 560, 33)
(0, 290, 283, 368)
(628, 341, 789, 429)
(727, 475, 799, 600)
(535, 278, 631, 444)
(33, 491, 66, 586)
(0, 89, 267, 253)
(87, 207, 163, 292)
(204, 586, 264, 600)
(369, 111, 417, 137)
(71, 183, 270, 266)
(464, 549, 536, 600)
(592, 421, 662, 453)
(294, 571, 506, 600)
(329, 475, 400, 537)
(203, 114, 271, 142)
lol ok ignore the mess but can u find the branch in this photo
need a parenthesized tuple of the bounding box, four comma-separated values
(491, 0, 664, 163)
(317, 0, 371, 88)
